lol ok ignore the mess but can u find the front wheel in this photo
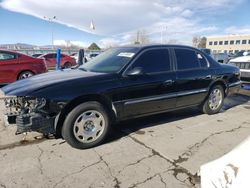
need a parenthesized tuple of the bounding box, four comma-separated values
(61, 102, 110, 149)
(202, 85, 224, 115)
(18, 71, 34, 80)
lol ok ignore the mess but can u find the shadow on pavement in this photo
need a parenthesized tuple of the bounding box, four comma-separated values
(106, 93, 250, 144)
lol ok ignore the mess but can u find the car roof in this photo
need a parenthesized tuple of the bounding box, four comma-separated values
(42, 52, 68, 56)
(0, 49, 21, 54)
(120, 44, 200, 51)
(0, 49, 32, 57)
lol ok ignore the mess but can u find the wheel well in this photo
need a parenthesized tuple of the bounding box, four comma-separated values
(55, 94, 116, 137)
(210, 81, 227, 96)
(17, 70, 34, 80)
(64, 61, 72, 65)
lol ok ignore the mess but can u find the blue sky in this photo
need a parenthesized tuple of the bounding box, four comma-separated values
(0, 0, 250, 47)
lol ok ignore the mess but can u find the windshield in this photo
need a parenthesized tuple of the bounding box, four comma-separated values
(79, 47, 139, 73)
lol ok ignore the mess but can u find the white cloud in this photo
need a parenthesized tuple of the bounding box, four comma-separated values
(0, 0, 244, 47)
(225, 26, 250, 35)
(99, 38, 120, 48)
(54, 40, 89, 47)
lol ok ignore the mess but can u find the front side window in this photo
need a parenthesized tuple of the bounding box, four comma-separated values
(0, 52, 16, 60)
(80, 47, 139, 73)
(130, 49, 171, 73)
(45, 54, 55, 58)
(175, 49, 200, 70)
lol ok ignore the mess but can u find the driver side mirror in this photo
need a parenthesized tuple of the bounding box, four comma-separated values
(126, 67, 144, 77)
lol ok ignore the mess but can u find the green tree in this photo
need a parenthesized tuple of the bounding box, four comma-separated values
(88, 43, 101, 50)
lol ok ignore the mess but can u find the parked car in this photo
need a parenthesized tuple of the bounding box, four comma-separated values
(228, 51, 250, 81)
(86, 53, 100, 62)
(228, 50, 249, 62)
(39, 53, 76, 69)
(70, 52, 87, 64)
(212, 53, 230, 64)
(199, 48, 212, 56)
(3, 45, 241, 149)
(0, 50, 47, 85)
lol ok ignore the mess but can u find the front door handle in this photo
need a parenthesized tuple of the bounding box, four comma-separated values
(163, 80, 174, 86)
(205, 75, 212, 79)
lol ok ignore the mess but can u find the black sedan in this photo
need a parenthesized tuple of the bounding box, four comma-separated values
(2, 44, 241, 149)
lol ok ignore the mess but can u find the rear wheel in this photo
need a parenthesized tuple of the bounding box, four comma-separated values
(61, 102, 110, 149)
(63, 62, 72, 69)
(18, 71, 34, 80)
(202, 85, 224, 115)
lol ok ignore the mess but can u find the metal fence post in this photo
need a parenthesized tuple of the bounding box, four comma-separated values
(56, 48, 61, 70)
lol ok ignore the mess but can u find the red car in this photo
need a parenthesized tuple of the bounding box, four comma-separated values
(39, 53, 76, 69)
(0, 50, 47, 85)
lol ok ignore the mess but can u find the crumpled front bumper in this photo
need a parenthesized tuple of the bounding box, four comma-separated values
(1, 92, 60, 135)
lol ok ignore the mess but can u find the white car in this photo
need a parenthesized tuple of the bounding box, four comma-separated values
(229, 52, 250, 81)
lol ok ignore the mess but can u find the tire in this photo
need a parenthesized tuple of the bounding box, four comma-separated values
(63, 62, 72, 69)
(61, 101, 110, 149)
(18, 71, 34, 80)
(202, 85, 224, 115)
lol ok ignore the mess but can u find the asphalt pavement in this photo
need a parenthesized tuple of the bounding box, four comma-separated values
(0, 88, 250, 188)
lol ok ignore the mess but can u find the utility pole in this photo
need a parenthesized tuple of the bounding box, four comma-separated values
(44, 16, 57, 48)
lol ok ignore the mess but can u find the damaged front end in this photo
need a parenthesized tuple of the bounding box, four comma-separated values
(4, 96, 65, 135)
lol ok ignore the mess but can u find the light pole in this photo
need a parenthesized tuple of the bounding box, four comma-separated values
(160, 25, 167, 44)
(44, 16, 57, 48)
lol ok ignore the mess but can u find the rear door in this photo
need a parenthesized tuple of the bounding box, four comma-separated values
(44, 53, 56, 68)
(173, 48, 213, 107)
(0, 51, 18, 83)
(119, 47, 177, 119)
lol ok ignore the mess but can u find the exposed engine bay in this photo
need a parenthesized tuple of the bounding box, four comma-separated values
(3, 96, 65, 135)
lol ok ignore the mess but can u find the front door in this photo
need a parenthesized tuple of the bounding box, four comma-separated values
(119, 48, 177, 119)
(0, 51, 18, 84)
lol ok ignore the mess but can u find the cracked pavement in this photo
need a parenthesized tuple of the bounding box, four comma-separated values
(0, 89, 250, 188)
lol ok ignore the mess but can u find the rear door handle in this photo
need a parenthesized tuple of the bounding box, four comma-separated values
(205, 75, 212, 79)
(163, 80, 174, 86)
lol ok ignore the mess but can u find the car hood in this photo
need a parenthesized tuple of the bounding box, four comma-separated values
(229, 56, 250, 62)
(2, 69, 108, 96)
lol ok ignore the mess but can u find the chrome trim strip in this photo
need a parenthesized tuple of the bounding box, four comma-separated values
(228, 81, 242, 87)
(176, 88, 208, 97)
(124, 88, 208, 105)
(125, 93, 176, 105)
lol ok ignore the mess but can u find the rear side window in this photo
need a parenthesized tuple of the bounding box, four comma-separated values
(0, 52, 16, 60)
(197, 53, 208, 68)
(175, 49, 200, 70)
(131, 49, 171, 73)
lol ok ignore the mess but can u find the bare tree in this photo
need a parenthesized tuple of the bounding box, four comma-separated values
(198, 37, 207, 48)
(192, 36, 200, 47)
(192, 36, 207, 48)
